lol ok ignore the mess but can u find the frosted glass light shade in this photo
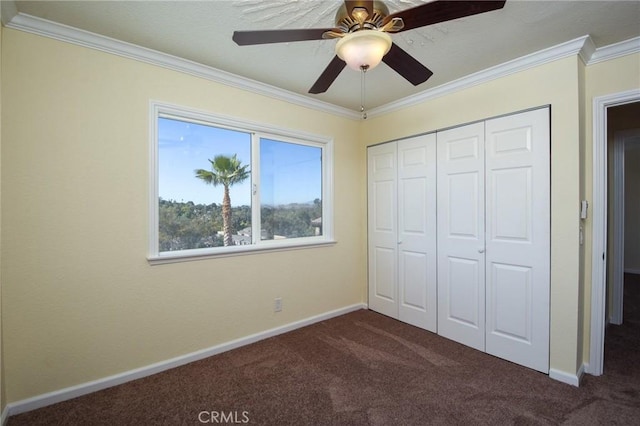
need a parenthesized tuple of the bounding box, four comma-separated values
(336, 31, 392, 71)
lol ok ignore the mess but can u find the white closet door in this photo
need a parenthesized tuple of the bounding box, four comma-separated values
(397, 134, 437, 332)
(437, 122, 486, 351)
(368, 143, 398, 318)
(485, 108, 550, 373)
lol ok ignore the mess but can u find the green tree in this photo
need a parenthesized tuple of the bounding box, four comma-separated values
(195, 154, 250, 246)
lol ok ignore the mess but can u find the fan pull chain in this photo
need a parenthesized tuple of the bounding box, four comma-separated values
(360, 65, 369, 120)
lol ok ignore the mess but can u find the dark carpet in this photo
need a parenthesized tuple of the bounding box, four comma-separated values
(8, 275, 640, 425)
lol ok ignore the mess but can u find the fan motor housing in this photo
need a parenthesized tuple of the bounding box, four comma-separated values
(335, 1, 389, 33)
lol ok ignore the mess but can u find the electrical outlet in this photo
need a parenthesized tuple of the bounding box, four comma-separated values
(274, 297, 282, 313)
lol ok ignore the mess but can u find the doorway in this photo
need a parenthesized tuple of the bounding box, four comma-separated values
(590, 91, 640, 376)
(610, 123, 640, 325)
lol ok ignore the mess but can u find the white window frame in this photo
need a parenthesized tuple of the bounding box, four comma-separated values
(148, 101, 334, 264)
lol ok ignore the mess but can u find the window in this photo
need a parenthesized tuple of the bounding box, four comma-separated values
(149, 102, 333, 263)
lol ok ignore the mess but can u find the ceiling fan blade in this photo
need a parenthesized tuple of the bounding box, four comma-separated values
(382, 0, 506, 33)
(233, 28, 337, 45)
(309, 56, 347, 94)
(382, 43, 433, 86)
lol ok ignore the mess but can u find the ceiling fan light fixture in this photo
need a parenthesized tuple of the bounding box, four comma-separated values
(335, 30, 392, 71)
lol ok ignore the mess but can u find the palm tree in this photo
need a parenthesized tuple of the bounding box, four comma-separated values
(195, 154, 250, 247)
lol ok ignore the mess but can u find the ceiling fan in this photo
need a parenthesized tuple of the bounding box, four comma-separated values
(233, 0, 507, 94)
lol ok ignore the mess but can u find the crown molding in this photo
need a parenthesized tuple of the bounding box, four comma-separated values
(5, 10, 639, 122)
(579, 36, 597, 65)
(5, 12, 362, 121)
(588, 36, 640, 65)
(368, 34, 640, 118)
(367, 35, 593, 118)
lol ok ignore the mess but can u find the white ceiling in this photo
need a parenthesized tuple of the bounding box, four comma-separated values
(6, 0, 640, 112)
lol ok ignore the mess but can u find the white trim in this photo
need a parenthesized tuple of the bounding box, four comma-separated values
(148, 103, 160, 259)
(589, 36, 640, 65)
(148, 240, 337, 265)
(579, 36, 597, 65)
(367, 36, 593, 118)
(549, 364, 584, 387)
(610, 134, 626, 325)
(4, 13, 361, 121)
(625, 268, 640, 275)
(589, 89, 640, 376)
(5, 303, 367, 417)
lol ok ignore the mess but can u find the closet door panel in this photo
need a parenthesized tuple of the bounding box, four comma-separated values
(372, 247, 396, 301)
(368, 143, 398, 318)
(447, 256, 481, 326)
(437, 123, 486, 351)
(398, 134, 437, 332)
(485, 108, 550, 373)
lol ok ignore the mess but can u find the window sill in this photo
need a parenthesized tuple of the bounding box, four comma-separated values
(147, 239, 337, 265)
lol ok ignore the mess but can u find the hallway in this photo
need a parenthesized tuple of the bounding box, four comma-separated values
(604, 273, 640, 376)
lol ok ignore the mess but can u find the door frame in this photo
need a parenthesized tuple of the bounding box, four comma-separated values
(589, 89, 640, 376)
(610, 132, 625, 325)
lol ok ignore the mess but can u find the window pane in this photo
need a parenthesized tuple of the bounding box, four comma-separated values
(260, 138, 322, 240)
(158, 117, 252, 251)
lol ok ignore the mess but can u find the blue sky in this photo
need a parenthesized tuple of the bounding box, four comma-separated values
(158, 118, 321, 206)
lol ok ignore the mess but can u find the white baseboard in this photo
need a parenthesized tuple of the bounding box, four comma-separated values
(549, 363, 585, 387)
(6, 303, 366, 417)
(624, 268, 640, 275)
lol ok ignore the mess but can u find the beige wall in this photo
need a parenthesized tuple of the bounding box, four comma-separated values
(0, 29, 365, 402)
(362, 56, 584, 375)
(581, 53, 640, 363)
(1, 22, 639, 407)
(578, 58, 587, 358)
